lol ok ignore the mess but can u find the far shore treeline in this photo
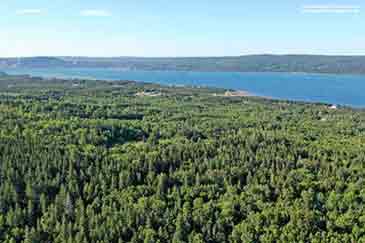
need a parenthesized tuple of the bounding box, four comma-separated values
(2, 55, 365, 75)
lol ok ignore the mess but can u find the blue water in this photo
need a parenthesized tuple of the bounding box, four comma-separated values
(2, 68, 365, 107)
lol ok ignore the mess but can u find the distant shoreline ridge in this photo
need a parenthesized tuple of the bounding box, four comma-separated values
(2, 55, 365, 75)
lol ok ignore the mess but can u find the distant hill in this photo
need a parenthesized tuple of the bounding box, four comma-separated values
(1, 55, 365, 74)
(0, 57, 68, 68)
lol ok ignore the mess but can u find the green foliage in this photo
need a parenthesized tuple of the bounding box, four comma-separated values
(0, 76, 365, 242)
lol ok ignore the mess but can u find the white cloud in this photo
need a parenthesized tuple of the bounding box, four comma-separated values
(16, 9, 43, 15)
(302, 5, 360, 14)
(80, 10, 111, 17)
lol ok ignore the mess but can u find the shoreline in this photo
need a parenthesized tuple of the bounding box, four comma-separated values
(3, 67, 365, 77)
(1, 71, 364, 108)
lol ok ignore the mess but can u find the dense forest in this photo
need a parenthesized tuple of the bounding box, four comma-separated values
(2, 55, 365, 74)
(1, 74, 365, 243)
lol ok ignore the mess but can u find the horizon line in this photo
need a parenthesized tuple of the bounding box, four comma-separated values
(2, 53, 365, 59)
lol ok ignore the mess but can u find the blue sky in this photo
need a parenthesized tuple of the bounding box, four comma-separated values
(1, 0, 364, 57)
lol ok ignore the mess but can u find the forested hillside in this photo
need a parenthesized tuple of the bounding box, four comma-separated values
(2, 55, 365, 74)
(1, 75, 365, 242)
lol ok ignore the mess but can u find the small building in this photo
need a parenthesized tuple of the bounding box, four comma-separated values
(329, 105, 337, 110)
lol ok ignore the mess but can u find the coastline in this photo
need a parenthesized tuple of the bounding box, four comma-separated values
(1, 69, 365, 108)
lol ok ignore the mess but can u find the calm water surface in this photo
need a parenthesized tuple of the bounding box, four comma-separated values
(2, 68, 365, 107)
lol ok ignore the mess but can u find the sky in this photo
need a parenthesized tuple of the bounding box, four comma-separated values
(1, 0, 364, 57)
